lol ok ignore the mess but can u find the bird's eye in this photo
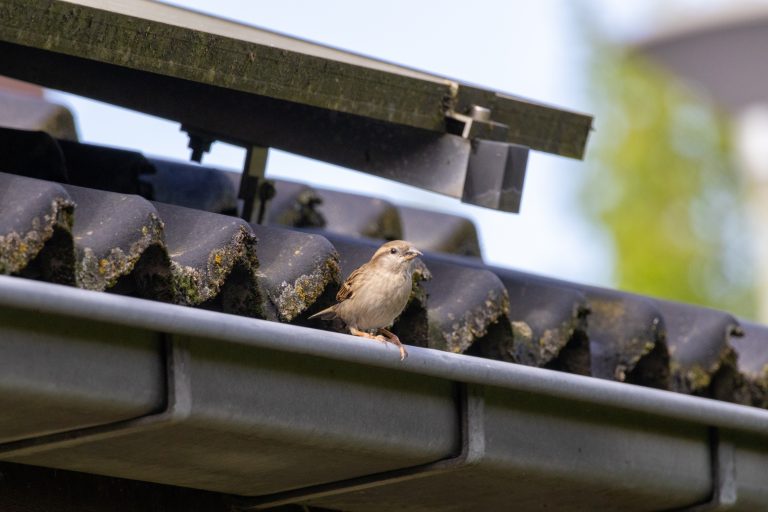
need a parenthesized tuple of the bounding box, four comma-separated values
(390, 248, 398, 254)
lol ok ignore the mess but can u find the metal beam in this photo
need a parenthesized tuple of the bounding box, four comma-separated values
(0, 0, 593, 213)
(0, 0, 591, 157)
(0, 0, 593, 215)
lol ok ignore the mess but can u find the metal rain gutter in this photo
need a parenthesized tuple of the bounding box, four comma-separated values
(0, 274, 767, 510)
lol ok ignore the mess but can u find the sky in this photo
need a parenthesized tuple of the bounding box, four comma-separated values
(47, 0, 760, 286)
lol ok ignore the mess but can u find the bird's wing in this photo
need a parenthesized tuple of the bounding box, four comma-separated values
(308, 263, 368, 321)
(336, 263, 368, 302)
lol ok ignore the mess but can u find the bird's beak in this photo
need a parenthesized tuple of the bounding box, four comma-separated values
(405, 248, 422, 260)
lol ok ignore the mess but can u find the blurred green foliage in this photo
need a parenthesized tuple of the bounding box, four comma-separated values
(583, 49, 755, 317)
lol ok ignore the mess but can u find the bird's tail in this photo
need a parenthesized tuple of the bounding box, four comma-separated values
(308, 305, 337, 321)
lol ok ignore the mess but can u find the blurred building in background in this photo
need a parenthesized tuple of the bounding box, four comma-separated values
(634, 6, 768, 321)
(578, 1, 768, 321)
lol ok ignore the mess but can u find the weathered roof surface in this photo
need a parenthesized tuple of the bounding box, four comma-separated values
(420, 257, 509, 354)
(656, 300, 744, 399)
(582, 287, 670, 388)
(153, 201, 263, 314)
(0, 125, 69, 182)
(147, 158, 238, 215)
(0, 171, 341, 323)
(259, 178, 324, 229)
(1, 123, 766, 405)
(1, 139, 766, 409)
(475, 266, 591, 375)
(65, 184, 167, 295)
(227, 170, 483, 257)
(313, 189, 403, 242)
(732, 321, 768, 408)
(0, 171, 74, 283)
(269, 181, 483, 256)
(252, 223, 340, 322)
(0, 89, 77, 140)
(398, 205, 482, 257)
(3, 139, 768, 509)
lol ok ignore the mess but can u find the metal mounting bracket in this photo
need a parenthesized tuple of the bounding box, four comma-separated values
(179, 126, 277, 223)
(445, 105, 530, 212)
(238, 145, 275, 224)
(446, 105, 509, 141)
(234, 383, 486, 510)
(0, 337, 191, 459)
(463, 139, 529, 212)
(183, 126, 214, 163)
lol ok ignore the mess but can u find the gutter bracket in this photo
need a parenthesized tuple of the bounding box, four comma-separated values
(234, 382, 485, 510)
(0, 336, 192, 459)
(674, 429, 737, 511)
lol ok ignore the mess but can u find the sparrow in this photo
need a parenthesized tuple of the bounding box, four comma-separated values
(309, 240, 423, 360)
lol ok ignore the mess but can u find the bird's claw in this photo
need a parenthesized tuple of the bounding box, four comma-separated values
(377, 328, 408, 361)
(348, 327, 407, 361)
(376, 336, 407, 360)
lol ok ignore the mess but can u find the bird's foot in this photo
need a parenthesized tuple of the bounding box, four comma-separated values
(349, 327, 407, 360)
(377, 328, 408, 361)
(349, 327, 382, 341)
(349, 327, 386, 344)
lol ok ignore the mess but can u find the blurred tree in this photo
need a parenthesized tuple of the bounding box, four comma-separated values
(582, 48, 755, 317)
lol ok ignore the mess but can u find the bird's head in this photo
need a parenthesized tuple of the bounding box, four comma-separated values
(371, 240, 422, 273)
